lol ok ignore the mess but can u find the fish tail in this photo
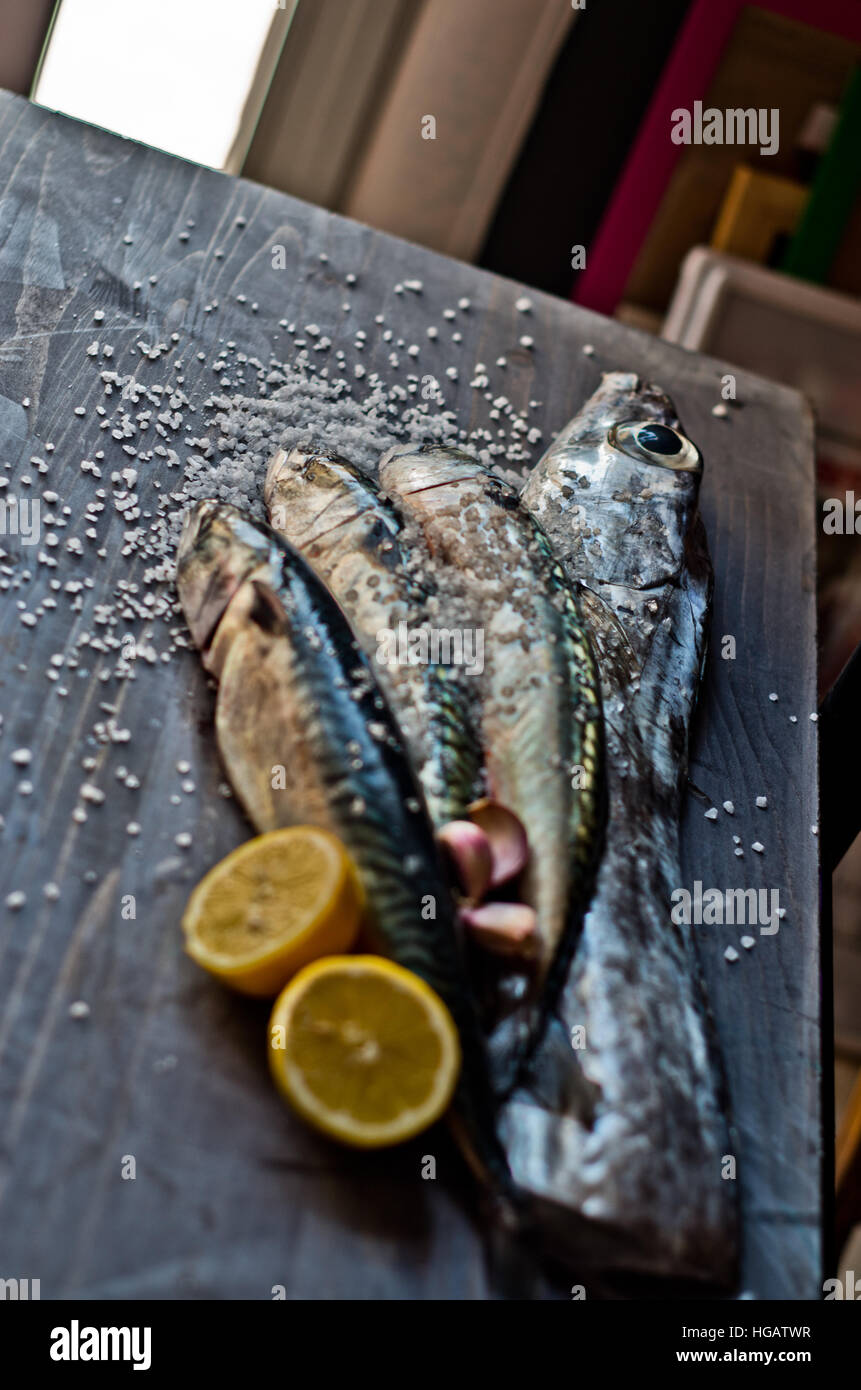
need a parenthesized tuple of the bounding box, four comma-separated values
(448, 1052, 519, 1196)
(480, 1189, 545, 1298)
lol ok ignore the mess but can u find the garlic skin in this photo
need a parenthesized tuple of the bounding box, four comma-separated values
(466, 798, 529, 888)
(436, 820, 493, 901)
(459, 902, 538, 956)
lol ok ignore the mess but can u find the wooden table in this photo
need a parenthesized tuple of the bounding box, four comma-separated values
(0, 92, 821, 1300)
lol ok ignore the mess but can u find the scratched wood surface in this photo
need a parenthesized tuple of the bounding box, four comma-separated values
(0, 93, 821, 1300)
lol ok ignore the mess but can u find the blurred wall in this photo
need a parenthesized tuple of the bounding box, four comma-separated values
(342, 0, 575, 260)
(0, 0, 56, 94)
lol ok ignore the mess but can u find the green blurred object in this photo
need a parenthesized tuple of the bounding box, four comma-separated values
(781, 65, 861, 284)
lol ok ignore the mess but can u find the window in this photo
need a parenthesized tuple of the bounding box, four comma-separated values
(33, 0, 295, 171)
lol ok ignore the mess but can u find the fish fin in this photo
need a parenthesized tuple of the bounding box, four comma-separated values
(519, 1014, 601, 1122)
(473, 960, 542, 1098)
(484, 1019, 530, 1098)
(577, 583, 640, 689)
(481, 1195, 546, 1298)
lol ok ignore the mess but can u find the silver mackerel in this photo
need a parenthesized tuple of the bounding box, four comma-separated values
(175, 500, 512, 1199)
(378, 443, 604, 1097)
(509, 372, 736, 1287)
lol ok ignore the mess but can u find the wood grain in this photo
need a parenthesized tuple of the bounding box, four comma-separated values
(0, 93, 820, 1299)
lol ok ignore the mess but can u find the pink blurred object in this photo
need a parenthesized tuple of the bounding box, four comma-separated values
(466, 798, 530, 888)
(437, 819, 493, 901)
(460, 902, 538, 957)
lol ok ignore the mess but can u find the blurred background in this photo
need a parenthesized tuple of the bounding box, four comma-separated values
(1, 0, 860, 1280)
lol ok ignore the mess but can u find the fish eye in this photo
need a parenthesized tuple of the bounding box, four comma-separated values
(607, 420, 701, 472)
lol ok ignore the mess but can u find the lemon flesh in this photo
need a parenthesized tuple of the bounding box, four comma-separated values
(269, 955, 461, 1147)
(182, 827, 363, 996)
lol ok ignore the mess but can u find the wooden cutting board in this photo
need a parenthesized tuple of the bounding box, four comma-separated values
(0, 91, 821, 1299)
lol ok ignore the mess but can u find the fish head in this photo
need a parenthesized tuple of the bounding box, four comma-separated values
(551, 372, 702, 482)
(265, 446, 395, 550)
(176, 500, 276, 653)
(265, 445, 368, 505)
(379, 442, 482, 498)
(525, 372, 704, 587)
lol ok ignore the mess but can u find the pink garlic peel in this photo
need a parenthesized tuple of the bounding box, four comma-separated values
(459, 902, 538, 957)
(466, 798, 530, 888)
(436, 819, 493, 901)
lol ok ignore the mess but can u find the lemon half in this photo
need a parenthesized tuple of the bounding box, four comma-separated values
(182, 827, 363, 996)
(268, 955, 461, 1148)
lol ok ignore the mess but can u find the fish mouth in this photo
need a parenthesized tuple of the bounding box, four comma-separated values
(194, 569, 240, 657)
(178, 497, 219, 557)
(264, 447, 307, 505)
(265, 445, 366, 511)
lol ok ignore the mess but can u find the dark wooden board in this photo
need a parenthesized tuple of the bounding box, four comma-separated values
(0, 93, 820, 1300)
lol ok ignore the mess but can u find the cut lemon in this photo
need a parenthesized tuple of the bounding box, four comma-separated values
(268, 955, 461, 1148)
(181, 827, 363, 996)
